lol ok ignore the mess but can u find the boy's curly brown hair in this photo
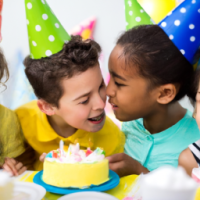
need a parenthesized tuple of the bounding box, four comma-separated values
(24, 35, 101, 107)
(0, 49, 9, 88)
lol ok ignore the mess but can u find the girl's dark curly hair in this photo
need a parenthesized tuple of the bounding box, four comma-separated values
(24, 35, 101, 107)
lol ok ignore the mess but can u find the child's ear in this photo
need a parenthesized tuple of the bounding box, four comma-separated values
(157, 84, 178, 104)
(37, 99, 55, 116)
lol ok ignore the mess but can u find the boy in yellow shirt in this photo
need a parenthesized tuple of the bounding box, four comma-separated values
(14, 0, 125, 171)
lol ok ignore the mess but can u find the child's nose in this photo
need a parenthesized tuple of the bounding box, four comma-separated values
(93, 94, 105, 111)
(106, 81, 115, 97)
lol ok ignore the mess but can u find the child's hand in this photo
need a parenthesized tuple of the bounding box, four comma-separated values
(107, 153, 149, 177)
(39, 153, 47, 162)
(2, 158, 27, 176)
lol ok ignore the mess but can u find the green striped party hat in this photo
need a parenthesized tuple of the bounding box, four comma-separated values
(25, 0, 71, 59)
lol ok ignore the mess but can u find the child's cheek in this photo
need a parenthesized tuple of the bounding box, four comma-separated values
(76, 108, 90, 120)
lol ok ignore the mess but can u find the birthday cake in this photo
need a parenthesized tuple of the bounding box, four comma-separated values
(43, 143, 109, 188)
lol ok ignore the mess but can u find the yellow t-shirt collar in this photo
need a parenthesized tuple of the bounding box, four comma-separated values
(36, 111, 83, 142)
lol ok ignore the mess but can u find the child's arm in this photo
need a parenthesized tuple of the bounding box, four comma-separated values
(2, 157, 27, 176)
(107, 153, 149, 177)
(178, 148, 198, 176)
(14, 144, 36, 170)
(0, 107, 36, 172)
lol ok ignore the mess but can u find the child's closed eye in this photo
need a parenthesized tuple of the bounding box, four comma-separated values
(80, 98, 89, 104)
(115, 81, 126, 87)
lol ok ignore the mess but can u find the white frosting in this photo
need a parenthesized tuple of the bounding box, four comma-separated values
(45, 143, 105, 164)
(143, 166, 197, 190)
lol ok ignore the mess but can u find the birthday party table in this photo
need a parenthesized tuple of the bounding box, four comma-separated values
(14, 171, 200, 200)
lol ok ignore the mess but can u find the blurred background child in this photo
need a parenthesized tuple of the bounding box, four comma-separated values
(0, 49, 29, 176)
(179, 71, 200, 175)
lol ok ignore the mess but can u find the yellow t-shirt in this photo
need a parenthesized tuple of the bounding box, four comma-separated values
(0, 104, 26, 166)
(15, 100, 125, 171)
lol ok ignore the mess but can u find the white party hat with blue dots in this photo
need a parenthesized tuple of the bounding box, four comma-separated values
(159, 0, 200, 69)
(25, 0, 71, 59)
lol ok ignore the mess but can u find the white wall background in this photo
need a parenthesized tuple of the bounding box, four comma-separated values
(1, 0, 125, 66)
(0, 0, 193, 112)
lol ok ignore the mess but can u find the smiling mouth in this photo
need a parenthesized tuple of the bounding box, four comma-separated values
(108, 99, 118, 108)
(88, 112, 105, 122)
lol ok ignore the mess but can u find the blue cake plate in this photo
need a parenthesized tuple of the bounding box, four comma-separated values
(33, 170, 120, 195)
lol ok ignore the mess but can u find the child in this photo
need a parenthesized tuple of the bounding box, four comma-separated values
(0, 49, 30, 176)
(14, 0, 124, 171)
(106, 25, 200, 177)
(15, 35, 125, 171)
(179, 72, 200, 175)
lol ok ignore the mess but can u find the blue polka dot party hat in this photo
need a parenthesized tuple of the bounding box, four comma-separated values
(159, 0, 200, 69)
(124, 0, 153, 30)
(25, 0, 71, 59)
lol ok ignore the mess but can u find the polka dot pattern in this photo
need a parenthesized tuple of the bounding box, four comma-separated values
(158, 0, 200, 64)
(49, 35, 55, 42)
(128, 1, 132, 7)
(32, 41, 37, 46)
(46, 50, 52, 56)
(42, 14, 48, 20)
(27, 2, 32, 9)
(161, 22, 167, 27)
(190, 36, 195, 42)
(24, 0, 80, 59)
(169, 35, 174, 40)
(180, 8, 186, 13)
(124, 0, 153, 30)
(174, 20, 181, 26)
(55, 23, 59, 28)
(30, 54, 34, 59)
(35, 25, 41, 31)
(135, 17, 141, 22)
(180, 49, 185, 55)
(189, 24, 195, 29)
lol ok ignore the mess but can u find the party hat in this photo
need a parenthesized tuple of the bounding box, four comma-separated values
(159, 0, 200, 67)
(10, 51, 37, 110)
(69, 17, 96, 40)
(25, 0, 71, 59)
(124, 0, 153, 30)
